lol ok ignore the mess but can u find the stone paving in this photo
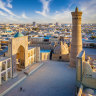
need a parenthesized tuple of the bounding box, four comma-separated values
(5, 61, 76, 96)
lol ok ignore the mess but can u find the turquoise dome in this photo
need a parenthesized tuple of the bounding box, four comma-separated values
(14, 32, 24, 38)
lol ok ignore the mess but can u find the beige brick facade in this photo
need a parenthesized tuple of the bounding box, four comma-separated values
(5, 36, 40, 77)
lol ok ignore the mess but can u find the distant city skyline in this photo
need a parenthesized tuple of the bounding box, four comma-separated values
(0, 0, 96, 24)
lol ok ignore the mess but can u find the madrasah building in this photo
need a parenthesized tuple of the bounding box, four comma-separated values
(0, 7, 96, 95)
(0, 32, 40, 84)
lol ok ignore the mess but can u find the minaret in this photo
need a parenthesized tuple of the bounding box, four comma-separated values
(70, 7, 82, 67)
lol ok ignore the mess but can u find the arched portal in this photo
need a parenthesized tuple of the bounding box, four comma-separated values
(16, 45, 25, 70)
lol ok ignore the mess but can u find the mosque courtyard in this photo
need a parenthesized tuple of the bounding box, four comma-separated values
(5, 61, 76, 96)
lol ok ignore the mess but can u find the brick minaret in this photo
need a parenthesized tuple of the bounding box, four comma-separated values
(70, 7, 83, 67)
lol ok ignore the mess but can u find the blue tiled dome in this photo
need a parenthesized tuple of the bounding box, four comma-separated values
(14, 32, 24, 38)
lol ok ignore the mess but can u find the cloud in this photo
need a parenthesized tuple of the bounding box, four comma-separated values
(0, 11, 8, 16)
(7, 3, 12, 8)
(0, 0, 28, 23)
(7, 0, 13, 8)
(35, 0, 73, 23)
(35, 0, 96, 23)
(51, 10, 72, 23)
(0, 0, 16, 16)
(36, 0, 51, 16)
(21, 12, 28, 19)
(79, 0, 96, 23)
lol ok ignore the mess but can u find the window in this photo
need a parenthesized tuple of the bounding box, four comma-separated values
(28, 53, 30, 57)
(2, 61, 6, 71)
(31, 50, 33, 56)
(7, 59, 10, 68)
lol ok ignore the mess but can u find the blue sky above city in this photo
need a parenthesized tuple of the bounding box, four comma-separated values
(0, 0, 96, 24)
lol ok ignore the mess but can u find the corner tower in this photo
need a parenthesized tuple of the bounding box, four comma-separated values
(70, 7, 83, 67)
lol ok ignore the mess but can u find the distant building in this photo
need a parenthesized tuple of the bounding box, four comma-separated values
(83, 39, 96, 48)
(56, 22, 59, 26)
(33, 22, 36, 27)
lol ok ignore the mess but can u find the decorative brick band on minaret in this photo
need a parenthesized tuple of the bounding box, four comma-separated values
(70, 7, 83, 67)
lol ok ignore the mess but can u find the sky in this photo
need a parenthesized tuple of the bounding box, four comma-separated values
(0, 0, 96, 24)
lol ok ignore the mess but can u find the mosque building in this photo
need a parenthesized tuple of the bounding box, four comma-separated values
(0, 32, 40, 85)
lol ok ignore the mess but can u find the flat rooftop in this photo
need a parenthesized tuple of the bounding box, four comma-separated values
(28, 46, 35, 50)
(83, 48, 96, 59)
(5, 61, 76, 96)
(40, 49, 51, 53)
(0, 57, 10, 62)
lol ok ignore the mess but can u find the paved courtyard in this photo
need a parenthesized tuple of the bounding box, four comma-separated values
(5, 61, 76, 96)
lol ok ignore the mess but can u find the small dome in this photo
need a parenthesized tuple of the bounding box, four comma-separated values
(14, 32, 24, 38)
(54, 41, 69, 55)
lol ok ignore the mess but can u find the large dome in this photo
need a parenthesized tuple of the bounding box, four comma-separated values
(14, 32, 24, 38)
(54, 41, 69, 55)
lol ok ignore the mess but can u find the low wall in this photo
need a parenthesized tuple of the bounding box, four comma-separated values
(52, 54, 70, 62)
(76, 50, 85, 87)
